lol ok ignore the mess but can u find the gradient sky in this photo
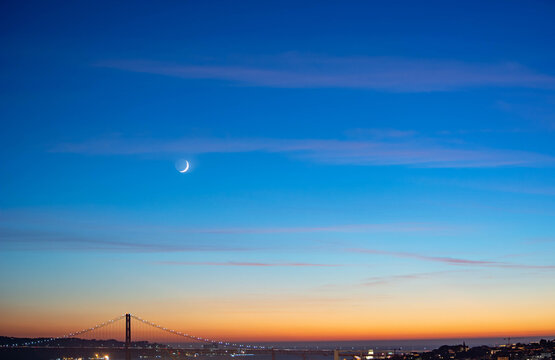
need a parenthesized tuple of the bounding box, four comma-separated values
(1, 0, 555, 341)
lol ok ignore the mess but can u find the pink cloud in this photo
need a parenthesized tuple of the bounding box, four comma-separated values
(351, 248, 555, 270)
(156, 261, 341, 267)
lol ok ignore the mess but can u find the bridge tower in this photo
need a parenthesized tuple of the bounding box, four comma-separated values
(125, 313, 131, 360)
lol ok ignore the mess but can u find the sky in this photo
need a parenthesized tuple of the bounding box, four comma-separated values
(1, 0, 555, 342)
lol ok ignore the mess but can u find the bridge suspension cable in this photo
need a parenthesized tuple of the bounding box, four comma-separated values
(1, 314, 126, 348)
(2, 313, 267, 350)
(130, 314, 267, 349)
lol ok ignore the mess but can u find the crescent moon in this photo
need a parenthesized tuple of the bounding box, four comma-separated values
(179, 160, 190, 173)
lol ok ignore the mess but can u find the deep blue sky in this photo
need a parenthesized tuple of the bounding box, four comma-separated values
(1, 0, 554, 339)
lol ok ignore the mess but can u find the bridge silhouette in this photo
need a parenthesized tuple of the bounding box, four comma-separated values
(1, 313, 368, 360)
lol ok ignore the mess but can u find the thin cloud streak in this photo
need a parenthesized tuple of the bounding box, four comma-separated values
(97, 55, 555, 92)
(0, 228, 255, 253)
(184, 222, 455, 234)
(351, 248, 555, 270)
(157, 261, 341, 267)
(354, 248, 496, 265)
(424, 178, 555, 196)
(53, 136, 555, 168)
(362, 270, 460, 287)
(0, 211, 457, 235)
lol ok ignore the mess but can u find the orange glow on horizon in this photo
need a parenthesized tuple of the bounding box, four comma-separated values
(2, 286, 554, 342)
(2, 311, 554, 342)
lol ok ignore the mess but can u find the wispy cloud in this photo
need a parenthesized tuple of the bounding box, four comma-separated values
(97, 54, 555, 92)
(0, 210, 459, 236)
(353, 248, 496, 265)
(182, 222, 455, 234)
(351, 248, 555, 270)
(53, 136, 555, 168)
(362, 270, 458, 286)
(156, 261, 340, 267)
(0, 228, 253, 253)
(422, 178, 555, 196)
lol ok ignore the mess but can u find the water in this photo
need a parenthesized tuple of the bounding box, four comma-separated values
(169, 336, 555, 352)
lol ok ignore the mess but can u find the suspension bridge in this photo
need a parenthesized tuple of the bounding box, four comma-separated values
(0, 313, 368, 360)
